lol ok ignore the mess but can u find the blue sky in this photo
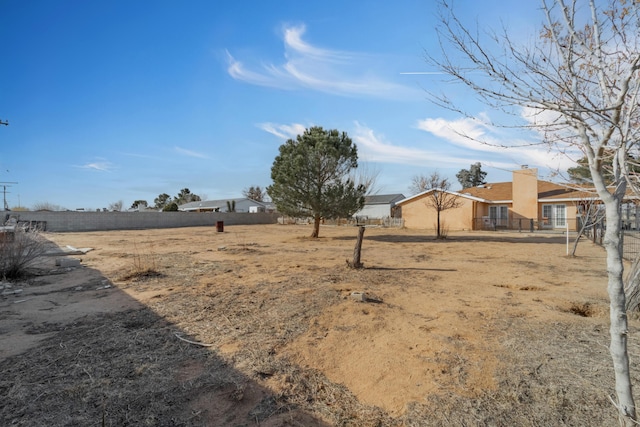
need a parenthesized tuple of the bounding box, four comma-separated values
(0, 0, 571, 210)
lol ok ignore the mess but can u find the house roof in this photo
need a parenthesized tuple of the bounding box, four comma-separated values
(397, 180, 621, 206)
(397, 188, 483, 206)
(179, 200, 222, 210)
(179, 198, 268, 211)
(459, 182, 512, 201)
(461, 180, 606, 203)
(364, 194, 405, 205)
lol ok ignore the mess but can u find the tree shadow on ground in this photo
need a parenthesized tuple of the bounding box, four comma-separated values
(0, 241, 330, 426)
(365, 266, 457, 272)
(362, 233, 569, 245)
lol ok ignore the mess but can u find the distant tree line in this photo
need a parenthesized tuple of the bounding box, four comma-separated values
(151, 188, 202, 211)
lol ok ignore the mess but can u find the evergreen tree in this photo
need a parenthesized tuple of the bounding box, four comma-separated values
(243, 186, 265, 202)
(567, 154, 640, 185)
(130, 200, 148, 210)
(267, 126, 366, 238)
(566, 157, 594, 184)
(154, 193, 172, 209)
(456, 162, 487, 189)
(162, 202, 178, 212)
(174, 188, 201, 205)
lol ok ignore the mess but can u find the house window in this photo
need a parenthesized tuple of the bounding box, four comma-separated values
(542, 204, 566, 228)
(489, 205, 508, 227)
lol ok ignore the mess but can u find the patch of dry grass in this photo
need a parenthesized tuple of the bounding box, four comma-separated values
(0, 230, 49, 279)
(0, 309, 248, 426)
(118, 241, 163, 281)
(2, 226, 636, 426)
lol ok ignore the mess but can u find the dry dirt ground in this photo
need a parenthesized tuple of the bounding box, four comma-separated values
(1, 224, 639, 426)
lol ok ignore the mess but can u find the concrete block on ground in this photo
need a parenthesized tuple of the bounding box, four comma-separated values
(350, 291, 366, 302)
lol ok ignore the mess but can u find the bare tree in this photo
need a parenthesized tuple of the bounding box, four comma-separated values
(409, 174, 430, 195)
(429, 0, 640, 422)
(570, 196, 605, 256)
(108, 200, 123, 212)
(350, 162, 381, 196)
(423, 172, 461, 239)
(32, 202, 65, 212)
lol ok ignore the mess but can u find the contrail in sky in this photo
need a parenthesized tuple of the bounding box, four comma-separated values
(399, 72, 444, 75)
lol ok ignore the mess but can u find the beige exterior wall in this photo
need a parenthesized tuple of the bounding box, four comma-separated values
(512, 167, 539, 220)
(401, 193, 475, 230)
(568, 203, 578, 231)
(400, 169, 584, 231)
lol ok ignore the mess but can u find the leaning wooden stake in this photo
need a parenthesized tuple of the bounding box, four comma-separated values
(347, 226, 365, 269)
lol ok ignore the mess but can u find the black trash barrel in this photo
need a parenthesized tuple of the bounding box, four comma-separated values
(216, 221, 224, 232)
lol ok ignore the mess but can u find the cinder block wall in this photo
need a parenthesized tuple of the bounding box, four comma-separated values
(7, 211, 279, 232)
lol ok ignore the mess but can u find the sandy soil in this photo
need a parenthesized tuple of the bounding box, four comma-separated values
(1, 224, 638, 426)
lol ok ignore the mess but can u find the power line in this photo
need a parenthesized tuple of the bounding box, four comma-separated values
(1, 120, 13, 210)
(1, 182, 18, 211)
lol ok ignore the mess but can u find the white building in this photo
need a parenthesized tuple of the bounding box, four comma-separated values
(354, 194, 405, 219)
(178, 198, 273, 213)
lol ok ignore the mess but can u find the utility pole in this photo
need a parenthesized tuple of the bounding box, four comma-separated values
(1, 182, 18, 211)
(1, 120, 13, 211)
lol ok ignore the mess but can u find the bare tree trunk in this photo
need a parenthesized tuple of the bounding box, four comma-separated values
(571, 218, 588, 257)
(603, 198, 637, 424)
(347, 226, 365, 268)
(570, 234, 582, 257)
(311, 215, 321, 238)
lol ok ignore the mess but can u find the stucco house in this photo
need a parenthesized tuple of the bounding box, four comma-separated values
(396, 167, 631, 232)
(354, 194, 405, 219)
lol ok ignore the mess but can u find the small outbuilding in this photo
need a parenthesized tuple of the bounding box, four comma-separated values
(354, 194, 405, 219)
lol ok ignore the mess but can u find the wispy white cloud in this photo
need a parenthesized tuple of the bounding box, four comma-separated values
(76, 159, 115, 172)
(351, 122, 505, 168)
(226, 51, 292, 90)
(416, 116, 507, 153)
(256, 119, 572, 176)
(257, 122, 307, 140)
(226, 24, 416, 99)
(415, 115, 577, 171)
(283, 25, 351, 62)
(175, 146, 209, 159)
